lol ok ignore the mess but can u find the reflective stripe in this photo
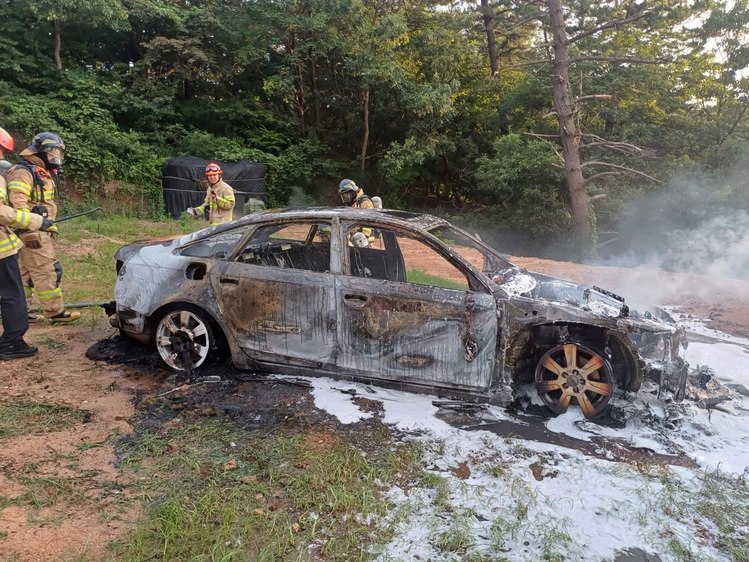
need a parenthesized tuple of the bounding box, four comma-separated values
(211, 196, 235, 209)
(38, 287, 63, 301)
(7, 179, 32, 196)
(24, 286, 33, 298)
(11, 210, 32, 229)
(0, 233, 20, 253)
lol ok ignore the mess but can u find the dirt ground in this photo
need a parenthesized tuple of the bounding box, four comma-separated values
(1, 256, 748, 561)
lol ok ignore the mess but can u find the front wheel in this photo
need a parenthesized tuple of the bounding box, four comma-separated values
(155, 307, 215, 371)
(534, 342, 614, 418)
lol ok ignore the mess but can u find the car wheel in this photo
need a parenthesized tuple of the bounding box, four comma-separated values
(534, 342, 614, 418)
(155, 307, 215, 371)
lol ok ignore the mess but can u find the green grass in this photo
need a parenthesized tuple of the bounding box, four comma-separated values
(63, 214, 195, 242)
(0, 401, 90, 440)
(667, 467, 749, 561)
(108, 419, 423, 561)
(407, 268, 469, 290)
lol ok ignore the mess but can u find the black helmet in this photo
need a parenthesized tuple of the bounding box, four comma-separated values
(24, 132, 65, 170)
(338, 179, 358, 194)
(338, 179, 360, 205)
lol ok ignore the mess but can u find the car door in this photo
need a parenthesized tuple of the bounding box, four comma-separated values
(210, 219, 337, 370)
(336, 222, 497, 392)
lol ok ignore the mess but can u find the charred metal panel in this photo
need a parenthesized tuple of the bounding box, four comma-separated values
(114, 242, 201, 315)
(335, 275, 497, 392)
(210, 260, 337, 368)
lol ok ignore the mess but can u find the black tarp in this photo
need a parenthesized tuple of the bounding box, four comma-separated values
(162, 156, 266, 219)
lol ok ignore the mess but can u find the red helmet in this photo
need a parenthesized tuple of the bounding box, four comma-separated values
(0, 127, 14, 152)
(205, 162, 222, 175)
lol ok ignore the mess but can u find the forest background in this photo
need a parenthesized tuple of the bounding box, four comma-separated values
(1, 0, 748, 266)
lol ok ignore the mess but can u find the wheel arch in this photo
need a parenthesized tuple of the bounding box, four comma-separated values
(149, 301, 230, 354)
(509, 321, 639, 391)
(606, 332, 643, 392)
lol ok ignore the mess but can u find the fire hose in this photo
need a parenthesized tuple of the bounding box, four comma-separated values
(0, 301, 113, 320)
(40, 206, 102, 230)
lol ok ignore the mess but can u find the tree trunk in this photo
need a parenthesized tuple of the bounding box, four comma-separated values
(286, 32, 306, 133)
(548, 0, 590, 242)
(295, 61, 307, 134)
(360, 89, 370, 171)
(481, 0, 499, 78)
(53, 19, 62, 70)
(310, 55, 321, 128)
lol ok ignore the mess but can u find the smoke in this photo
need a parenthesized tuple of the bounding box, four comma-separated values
(656, 212, 749, 280)
(595, 163, 749, 305)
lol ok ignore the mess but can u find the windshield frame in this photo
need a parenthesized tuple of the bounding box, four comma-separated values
(425, 224, 516, 279)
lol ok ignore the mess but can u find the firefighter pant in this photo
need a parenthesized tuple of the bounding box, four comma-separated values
(0, 253, 30, 345)
(18, 231, 65, 317)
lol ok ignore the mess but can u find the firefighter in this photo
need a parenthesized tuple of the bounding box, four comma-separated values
(0, 127, 55, 359)
(6, 132, 80, 324)
(338, 179, 374, 209)
(338, 179, 375, 243)
(186, 162, 235, 225)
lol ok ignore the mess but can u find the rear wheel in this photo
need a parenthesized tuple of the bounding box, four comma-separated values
(534, 342, 614, 418)
(155, 307, 214, 371)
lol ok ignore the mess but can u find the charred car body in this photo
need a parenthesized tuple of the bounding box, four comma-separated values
(109, 208, 688, 418)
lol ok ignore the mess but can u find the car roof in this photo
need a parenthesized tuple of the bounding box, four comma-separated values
(173, 207, 460, 249)
(232, 207, 450, 231)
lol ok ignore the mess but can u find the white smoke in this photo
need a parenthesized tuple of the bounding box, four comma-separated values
(579, 158, 749, 308)
(657, 211, 749, 281)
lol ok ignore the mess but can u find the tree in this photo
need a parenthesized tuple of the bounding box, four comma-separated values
(28, 0, 128, 70)
(531, 0, 706, 247)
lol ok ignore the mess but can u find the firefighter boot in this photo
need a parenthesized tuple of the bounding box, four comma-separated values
(0, 340, 38, 360)
(28, 313, 46, 323)
(49, 310, 81, 324)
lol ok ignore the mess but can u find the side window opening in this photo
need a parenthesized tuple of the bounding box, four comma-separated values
(235, 222, 331, 272)
(179, 226, 252, 259)
(346, 224, 470, 290)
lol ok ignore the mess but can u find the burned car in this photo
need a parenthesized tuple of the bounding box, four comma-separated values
(109, 208, 688, 418)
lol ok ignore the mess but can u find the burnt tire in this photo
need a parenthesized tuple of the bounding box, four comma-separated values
(155, 305, 217, 372)
(534, 342, 615, 419)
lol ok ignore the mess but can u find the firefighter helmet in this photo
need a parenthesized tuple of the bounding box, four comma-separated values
(0, 128, 14, 152)
(338, 179, 358, 194)
(338, 179, 360, 205)
(205, 162, 222, 174)
(23, 132, 65, 170)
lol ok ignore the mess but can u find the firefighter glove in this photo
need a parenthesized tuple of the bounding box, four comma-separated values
(31, 205, 49, 218)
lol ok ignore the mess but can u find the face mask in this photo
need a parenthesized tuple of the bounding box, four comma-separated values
(43, 147, 64, 169)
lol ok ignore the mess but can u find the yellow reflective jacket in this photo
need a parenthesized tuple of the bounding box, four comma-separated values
(0, 175, 44, 260)
(6, 155, 59, 234)
(195, 180, 236, 225)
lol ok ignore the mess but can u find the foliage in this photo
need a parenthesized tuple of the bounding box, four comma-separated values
(0, 0, 747, 258)
(474, 134, 572, 251)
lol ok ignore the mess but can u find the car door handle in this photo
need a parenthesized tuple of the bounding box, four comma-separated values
(219, 277, 239, 285)
(343, 294, 368, 308)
